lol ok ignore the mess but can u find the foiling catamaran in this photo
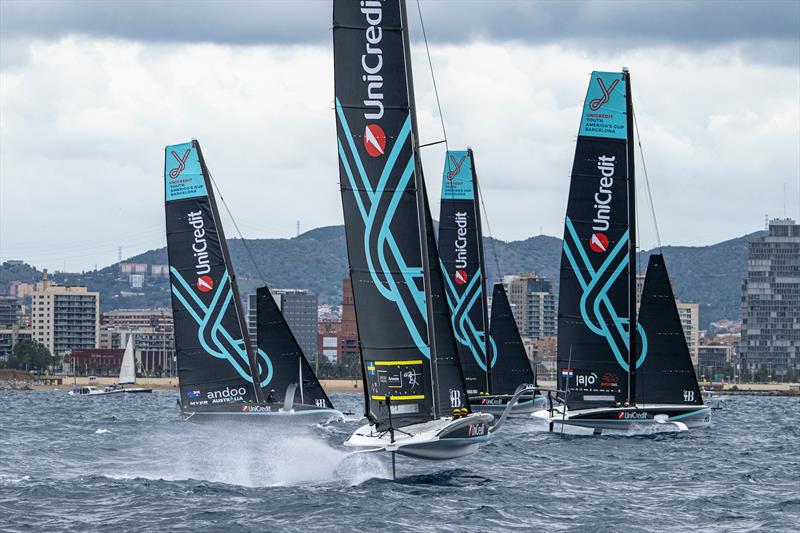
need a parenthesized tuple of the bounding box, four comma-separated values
(333, 0, 530, 462)
(533, 69, 710, 433)
(164, 139, 342, 424)
(438, 149, 544, 415)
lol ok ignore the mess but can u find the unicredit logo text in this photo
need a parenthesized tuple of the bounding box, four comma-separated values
(360, 1, 384, 121)
(187, 210, 211, 275)
(590, 155, 616, 253)
(454, 211, 469, 269)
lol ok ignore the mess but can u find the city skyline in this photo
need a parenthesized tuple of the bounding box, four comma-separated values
(1, 1, 799, 272)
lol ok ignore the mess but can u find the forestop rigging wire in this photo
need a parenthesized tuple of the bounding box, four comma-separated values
(207, 170, 266, 282)
(633, 106, 662, 252)
(415, 0, 503, 282)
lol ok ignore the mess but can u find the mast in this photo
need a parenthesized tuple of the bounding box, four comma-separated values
(623, 67, 637, 405)
(195, 141, 264, 405)
(470, 148, 492, 394)
(400, 0, 440, 417)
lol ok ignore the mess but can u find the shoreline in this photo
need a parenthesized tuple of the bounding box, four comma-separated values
(2, 372, 797, 396)
(13, 376, 364, 393)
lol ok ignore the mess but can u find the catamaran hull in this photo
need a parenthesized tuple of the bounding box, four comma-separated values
(182, 404, 344, 425)
(470, 395, 547, 416)
(344, 413, 494, 461)
(533, 405, 712, 431)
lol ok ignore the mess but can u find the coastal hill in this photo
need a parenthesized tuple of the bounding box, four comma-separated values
(1, 226, 764, 329)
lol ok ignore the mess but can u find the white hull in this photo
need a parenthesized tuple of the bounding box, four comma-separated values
(183, 406, 344, 425)
(532, 404, 711, 432)
(345, 413, 494, 460)
(69, 386, 126, 397)
(470, 395, 547, 416)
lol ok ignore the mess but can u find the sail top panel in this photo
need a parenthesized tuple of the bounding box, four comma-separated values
(165, 141, 208, 202)
(578, 71, 628, 140)
(164, 140, 266, 411)
(441, 150, 474, 200)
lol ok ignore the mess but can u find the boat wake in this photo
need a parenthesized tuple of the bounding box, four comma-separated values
(105, 424, 387, 488)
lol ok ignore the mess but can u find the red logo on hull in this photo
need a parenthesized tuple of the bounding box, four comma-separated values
(454, 269, 468, 285)
(589, 233, 609, 253)
(197, 275, 214, 293)
(364, 124, 386, 157)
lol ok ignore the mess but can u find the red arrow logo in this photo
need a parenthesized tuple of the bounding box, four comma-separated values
(590, 233, 609, 253)
(364, 124, 386, 157)
(197, 275, 214, 293)
(454, 269, 468, 285)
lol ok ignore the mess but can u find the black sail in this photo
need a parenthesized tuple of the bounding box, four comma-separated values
(489, 283, 536, 395)
(635, 255, 703, 406)
(437, 149, 492, 396)
(255, 287, 333, 409)
(557, 71, 644, 409)
(423, 185, 471, 416)
(333, 0, 468, 429)
(164, 140, 268, 411)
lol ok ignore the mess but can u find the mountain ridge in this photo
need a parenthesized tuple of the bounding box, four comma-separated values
(1, 226, 764, 329)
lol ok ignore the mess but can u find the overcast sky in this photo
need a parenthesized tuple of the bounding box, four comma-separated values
(1, 0, 799, 272)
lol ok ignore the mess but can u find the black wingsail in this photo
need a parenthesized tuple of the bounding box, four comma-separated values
(489, 283, 536, 395)
(255, 287, 333, 409)
(423, 184, 471, 417)
(557, 71, 644, 410)
(333, 0, 469, 429)
(635, 255, 703, 406)
(437, 149, 492, 396)
(164, 140, 269, 411)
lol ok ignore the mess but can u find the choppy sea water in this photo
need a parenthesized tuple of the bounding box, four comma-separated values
(0, 390, 798, 532)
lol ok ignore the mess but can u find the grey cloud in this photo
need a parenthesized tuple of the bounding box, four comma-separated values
(2, 0, 798, 47)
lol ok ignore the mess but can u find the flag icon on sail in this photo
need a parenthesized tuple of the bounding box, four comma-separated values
(561, 369, 574, 378)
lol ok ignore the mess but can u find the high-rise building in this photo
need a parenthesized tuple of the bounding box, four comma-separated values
(741, 218, 800, 378)
(30, 273, 99, 356)
(502, 273, 556, 340)
(248, 288, 319, 363)
(676, 302, 700, 366)
(0, 325, 33, 361)
(0, 296, 21, 326)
